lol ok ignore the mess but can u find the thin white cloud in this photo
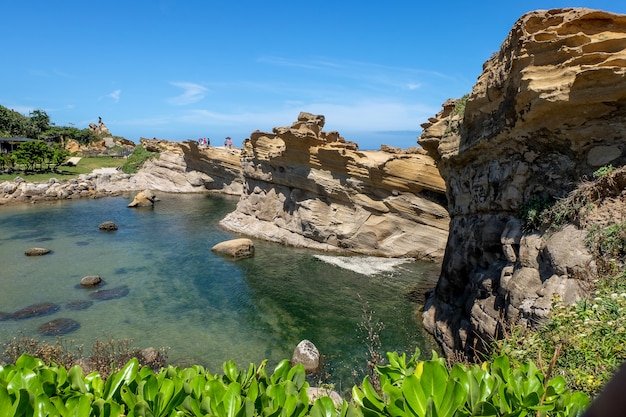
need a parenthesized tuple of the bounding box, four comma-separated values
(168, 82, 208, 105)
(108, 89, 121, 102)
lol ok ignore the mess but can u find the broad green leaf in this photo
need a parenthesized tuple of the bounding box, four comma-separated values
(223, 381, 243, 417)
(437, 380, 466, 417)
(34, 393, 58, 417)
(66, 366, 87, 395)
(403, 375, 427, 417)
(224, 360, 240, 383)
(360, 376, 385, 412)
(104, 358, 139, 401)
(309, 397, 336, 417)
(271, 360, 291, 384)
(419, 360, 448, 405)
(287, 365, 306, 389)
(16, 354, 44, 370)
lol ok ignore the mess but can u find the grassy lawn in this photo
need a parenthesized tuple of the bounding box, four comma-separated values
(0, 157, 123, 182)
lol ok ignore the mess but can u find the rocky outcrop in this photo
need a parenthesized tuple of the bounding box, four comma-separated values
(127, 190, 158, 207)
(220, 112, 449, 260)
(420, 8, 626, 356)
(136, 138, 243, 194)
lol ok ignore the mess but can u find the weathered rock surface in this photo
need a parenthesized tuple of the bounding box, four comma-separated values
(420, 8, 626, 356)
(24, 247, 52, 256)
(128, 190, 158, 207)
(211, 238, 255, 259)
(291, 339, 321, 373)
(135, 138, 243, 195)
(220, 112, 449, 260)
(80, 275, 102, 287)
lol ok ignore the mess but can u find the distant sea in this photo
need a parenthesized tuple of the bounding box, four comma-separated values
(0, 193, 440, 389)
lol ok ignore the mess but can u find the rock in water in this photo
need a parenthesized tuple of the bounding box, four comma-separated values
(12, 302, 60, 319)
(291, 339, 321, 373)
(80, 275, 102, 287)
(89, 285, 130, 300)
(65, 300, 94, 310)
(128, 190, 157, 207)
(25, 247, 51, 256)
(98, 221, 118, 231)
(38, 318, 80, 336)
(211, 238, 255, 260)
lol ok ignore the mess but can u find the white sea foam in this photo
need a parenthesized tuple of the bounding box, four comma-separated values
(313, 255, 412, 276)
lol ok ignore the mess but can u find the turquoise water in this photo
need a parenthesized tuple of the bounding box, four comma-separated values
(0, 193, 440, 388)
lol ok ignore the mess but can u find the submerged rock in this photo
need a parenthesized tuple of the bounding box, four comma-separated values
(65, 300, 94, 310)
(89, 285, 130, 301)
(24, 247, 52, 256)
(98, 221, 118, 231)
(12, 302, 60, 319)
(38, 318, 80, 336)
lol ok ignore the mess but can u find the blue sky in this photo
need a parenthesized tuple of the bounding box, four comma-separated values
(3, 1, 626, 150)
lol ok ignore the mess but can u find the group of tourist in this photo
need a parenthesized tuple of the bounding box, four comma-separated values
(197, 137, 233, 149)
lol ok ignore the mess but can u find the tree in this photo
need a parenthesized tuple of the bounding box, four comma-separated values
(0, 105, 27, 137)
(13, 140, 51, 171)
(26, 109, 51, 138)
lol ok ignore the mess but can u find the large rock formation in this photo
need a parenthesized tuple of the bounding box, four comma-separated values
(220, 112, 449, 260)
(136, 138, 243, 194)
(420, 8, 626, 356)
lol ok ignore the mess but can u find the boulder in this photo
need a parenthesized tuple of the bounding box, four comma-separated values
(128, 190, 157, 207)
(80, 275, 102, 287)
(211, 238, 255, 260)
(98, 221, 118, 231)
(24, 247, 51, 256)
(291, 339, 321, 373)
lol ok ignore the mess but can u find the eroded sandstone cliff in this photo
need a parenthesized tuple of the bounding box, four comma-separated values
(135, 138, 243, 194)
(220, 112, 450, 260)
(419, 8, 626, 356)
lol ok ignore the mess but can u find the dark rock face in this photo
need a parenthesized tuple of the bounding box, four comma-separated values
(12, 302, 60, 319)
(38, 318, 80, 336)
(24, 247, 52, 256)
(89, 286, 130, 300)
(98, 221, 118, 231)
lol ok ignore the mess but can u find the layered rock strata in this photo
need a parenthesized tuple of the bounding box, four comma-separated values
(420, 8, 626, 356)
(220, 112, 449, 260)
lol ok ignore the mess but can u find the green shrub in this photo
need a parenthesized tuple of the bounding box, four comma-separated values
(0, 350, 590, 416)
(120, 145, 159, 174)
(354, 350, 589, 416)
(592, 164, 614, 179)
(493, 279, 626, 397)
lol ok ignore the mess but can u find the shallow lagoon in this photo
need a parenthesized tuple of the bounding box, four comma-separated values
(0, 193, 440, 388)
